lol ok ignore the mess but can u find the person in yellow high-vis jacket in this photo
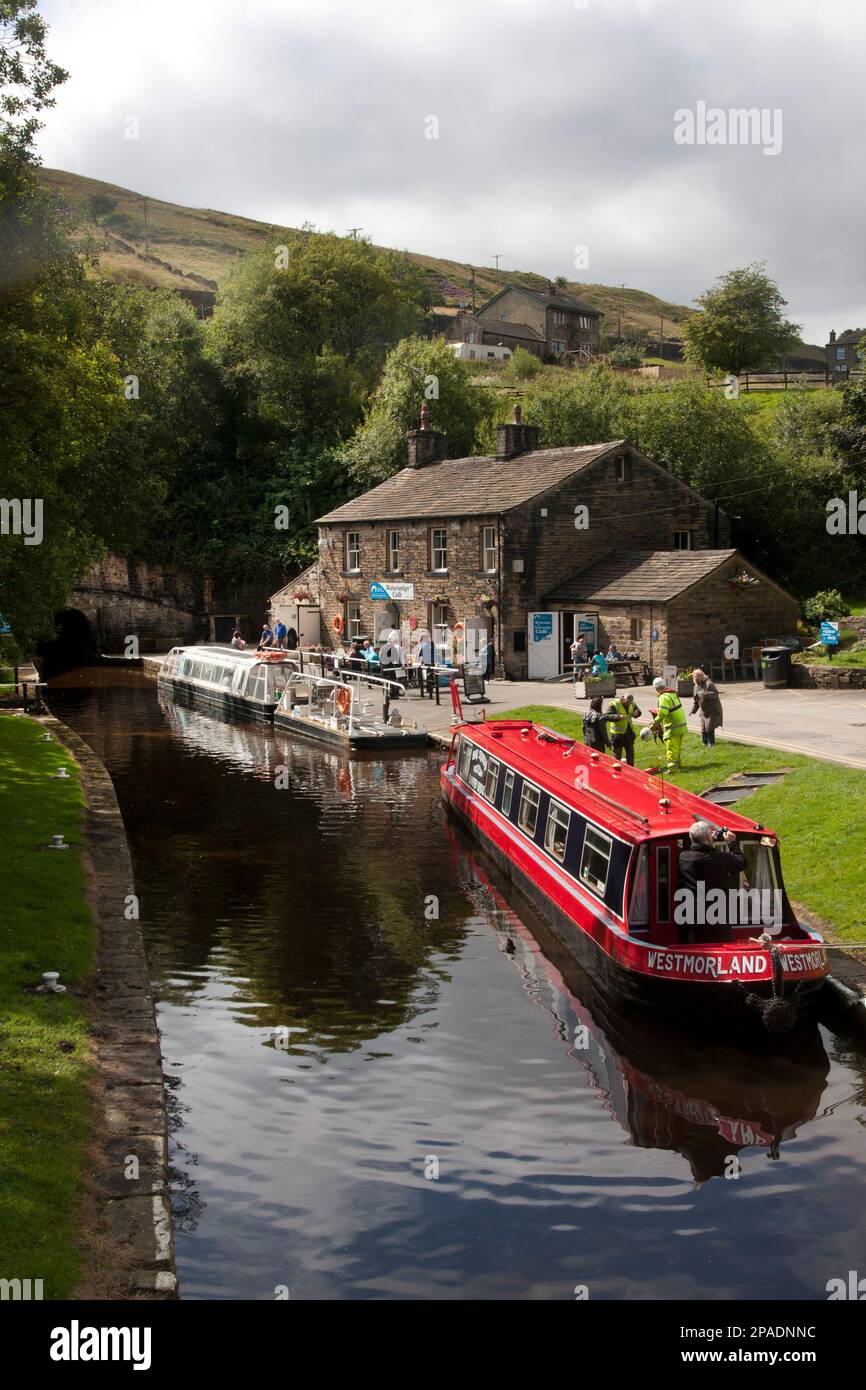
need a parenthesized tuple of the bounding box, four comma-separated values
(606, 692, 642, 765)
(651, 676, 687, 771)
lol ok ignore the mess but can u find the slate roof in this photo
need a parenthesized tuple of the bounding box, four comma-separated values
(833, 330, 864, 345)
(544, 549, 739, 605)
(480, 284, 602, 317)
(316, 442, 624, 524)
(476, 317, 544, 341)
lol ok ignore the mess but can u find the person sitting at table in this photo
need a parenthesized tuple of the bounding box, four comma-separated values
(590, 650, 608, 677)
(362, 640, 380, 666)
(605, 643, 622, 662)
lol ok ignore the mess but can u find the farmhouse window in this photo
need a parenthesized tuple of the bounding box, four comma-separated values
(482, 525, 497, 573)
(431, 527, 448, 572)
(345, 531, 361, 571)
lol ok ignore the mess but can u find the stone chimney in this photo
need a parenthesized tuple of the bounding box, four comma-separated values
(495, 403, 540, 461)
(829, 329, 837, 344)
(406, 401, 448, 468)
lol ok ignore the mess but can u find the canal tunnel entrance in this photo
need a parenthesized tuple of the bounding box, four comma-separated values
(38, 608, 98, 678)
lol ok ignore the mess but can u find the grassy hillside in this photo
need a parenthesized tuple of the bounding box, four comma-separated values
(37, 168, 825, 361)
(37, 168, 694, 338)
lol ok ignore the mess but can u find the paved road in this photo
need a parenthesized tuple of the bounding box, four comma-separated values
(414, 675, 866, 770)
(140, 656, 866, 771)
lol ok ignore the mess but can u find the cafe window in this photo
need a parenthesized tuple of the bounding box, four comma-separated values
(614, 455, 630, 486)
(518, 783, 541, 837)
(482, 525, 497, 573)
(431, 527, 448, 572)
(387, 530, 400, 572)
(345, 531, 361, 571)
(483, 757, 500, 804)
(501, 769, 515, 817)
(673, 530, 693, 550)
(432, 602, 449, 656)
(630, 618, 643, 641)
(580, 824, 613, 896)
(544, 801, 570, 863)
(347, 602, 361, 640)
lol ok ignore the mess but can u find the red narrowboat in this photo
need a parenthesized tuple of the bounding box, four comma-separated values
(441, 719, 830, 1034)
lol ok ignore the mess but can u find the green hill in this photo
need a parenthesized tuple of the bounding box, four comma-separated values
(37, 168, 824, 359)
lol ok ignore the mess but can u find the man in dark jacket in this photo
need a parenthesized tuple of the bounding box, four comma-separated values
(678, 820, 746, 942)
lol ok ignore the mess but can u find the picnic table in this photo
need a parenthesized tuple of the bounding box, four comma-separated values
(570, 659, 645, 686)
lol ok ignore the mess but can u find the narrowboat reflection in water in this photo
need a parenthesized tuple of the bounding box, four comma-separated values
(448, 831, 829, 1181)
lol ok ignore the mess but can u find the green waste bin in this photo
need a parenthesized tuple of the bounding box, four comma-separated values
(761, 646, 790, 689)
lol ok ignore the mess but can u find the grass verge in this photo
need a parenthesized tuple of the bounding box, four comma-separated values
(500, 705, 866, 940)
(0, 715, 94, 1298)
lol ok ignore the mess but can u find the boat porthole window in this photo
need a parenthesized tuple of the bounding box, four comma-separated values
(483, 757, 500, 803)
(580, 824, 613, 896)
(501, 769, 515, 817)
(544, 801, 570, 863)
(518, 783, 541, 837)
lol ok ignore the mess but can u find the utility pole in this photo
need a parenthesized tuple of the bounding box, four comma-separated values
(618, 283, 625, 341)
(347, 227, 363, 240)
(469, 267, 476, 314)
(143, 196, 148, 257)
(659, 313, 664, 358)
(493, 254, 502, 283)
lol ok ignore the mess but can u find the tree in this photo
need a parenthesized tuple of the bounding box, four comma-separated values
(0, 0, 67, 159)
(682, 263, 801, 376)
(609, 340, 644, 369)
(340, 336, 497, 486)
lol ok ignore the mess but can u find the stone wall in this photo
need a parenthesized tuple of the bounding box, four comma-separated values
(72, 554, 204, 653)
(791, 662, 866, 689)
(503, 445, 726, 674)
(666, 563, 799, 669)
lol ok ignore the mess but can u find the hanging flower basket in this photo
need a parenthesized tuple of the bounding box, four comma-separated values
(727, 570, 759, 591)
(480, 593, 500, 609)
(292, 589, 314, 603)
(335, 590, 352, 605)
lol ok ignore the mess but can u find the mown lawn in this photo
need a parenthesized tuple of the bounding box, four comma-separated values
(501, 705, 866, 940)
(0, 715, 94, 1298)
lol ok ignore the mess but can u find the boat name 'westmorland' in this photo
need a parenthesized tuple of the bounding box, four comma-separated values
(646, 948, 827, 978)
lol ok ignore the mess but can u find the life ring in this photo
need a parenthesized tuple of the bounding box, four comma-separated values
(453, 621, 465, 636)
(335, 685, 352, 716)
(332, 614, 343, 634)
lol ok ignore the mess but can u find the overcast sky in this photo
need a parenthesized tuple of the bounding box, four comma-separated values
(37, 0, 865, 344)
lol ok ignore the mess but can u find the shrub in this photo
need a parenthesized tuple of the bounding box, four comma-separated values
(504, 346, 542, 382)
(609, 341, 645, 369)
(803, 589, 847, 623)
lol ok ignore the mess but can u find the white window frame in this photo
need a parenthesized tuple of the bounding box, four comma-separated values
(673, 530, 693, 550)
(580, 824, 613, 896)
(483, 757, 500, 804)
(482, 525, 497, 574)
(518, 782, 541, 837)
(615, 455, 629, 486)
(346, 531, 361, 572)
(501, 768, 515, 817)
(544, 800, 571, 863)
(347, 602, 362, 640)
(387, 529, 400, 572)
(431, 527, 448, 572)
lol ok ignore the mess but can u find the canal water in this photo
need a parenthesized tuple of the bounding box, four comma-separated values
(50, 669, 866, 1301)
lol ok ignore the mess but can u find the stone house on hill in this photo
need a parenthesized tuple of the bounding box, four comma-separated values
(478, 283, 602, 360)
(310, 407, 796, 679)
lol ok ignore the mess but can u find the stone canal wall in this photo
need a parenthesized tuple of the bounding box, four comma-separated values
(40, 711, 177, 1299)
(791, 663, 866, 689)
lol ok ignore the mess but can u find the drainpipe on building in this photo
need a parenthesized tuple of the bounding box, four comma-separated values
(497, 516, 503, 680)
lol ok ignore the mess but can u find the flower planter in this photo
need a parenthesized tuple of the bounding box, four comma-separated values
(574, 677, 616, 699)
(676, 679, 693, 696)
